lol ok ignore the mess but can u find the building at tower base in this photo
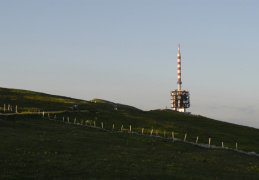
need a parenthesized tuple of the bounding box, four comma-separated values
(171, 89, 190, 112)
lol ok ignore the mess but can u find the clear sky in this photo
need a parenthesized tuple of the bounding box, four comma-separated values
(1, 1, 259, 128)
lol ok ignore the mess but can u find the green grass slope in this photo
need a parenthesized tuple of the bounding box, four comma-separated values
(0, 87, 90, 112)
(1, 87, 259, 179)
(0, 87, 139, 112)
(1, 115, 259, 179)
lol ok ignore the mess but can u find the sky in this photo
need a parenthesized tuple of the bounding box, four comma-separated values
(1, 1, 259, 128)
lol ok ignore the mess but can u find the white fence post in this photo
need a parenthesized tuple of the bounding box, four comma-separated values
(196, 136, 199, 143)
(209, 138, 211, 146)
(172, 131, 174, 141)
(142, 128, 144, 134)
(184, 134, 187, 141)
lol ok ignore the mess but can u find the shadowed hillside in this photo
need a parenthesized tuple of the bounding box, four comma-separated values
(1, 87, 259, 179)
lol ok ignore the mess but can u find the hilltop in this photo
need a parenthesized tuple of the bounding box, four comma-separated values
(1, 87, 259, 179)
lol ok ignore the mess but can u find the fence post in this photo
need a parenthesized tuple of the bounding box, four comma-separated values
(16, 105, 18, 113)
(184, 133, 187, 141)
(172, 131, 174, 141)
(222, 142, 224, 148)
(67, 117, 69, 123)
(129, 125, 131, 132)
(196, 136, 199, 143)
(121, 125, 123, 131)
(236, 143, 238, 150)
(42, 111, 45, 118)
(142, 128, 144, 134)
(74, 118, 76, 124)
(209, 138, 211, 146)
(150, 129, 153, 135)
(101, 122, 104, 129)
(94, 121, 96, 127)
(112, 124, 114, 130)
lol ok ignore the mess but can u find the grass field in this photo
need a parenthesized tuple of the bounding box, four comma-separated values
(1, 87, 259, 179)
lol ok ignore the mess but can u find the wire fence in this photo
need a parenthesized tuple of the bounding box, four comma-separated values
(42, 112, 259, 158)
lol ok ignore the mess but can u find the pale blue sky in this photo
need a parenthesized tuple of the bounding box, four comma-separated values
(1, 1, 259, 128)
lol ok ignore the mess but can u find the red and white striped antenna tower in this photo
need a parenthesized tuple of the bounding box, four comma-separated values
(170, 44, 190, 113)
(177, 44, 182, 90)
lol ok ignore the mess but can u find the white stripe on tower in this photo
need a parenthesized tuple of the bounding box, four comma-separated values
(177, 44, 182, 90)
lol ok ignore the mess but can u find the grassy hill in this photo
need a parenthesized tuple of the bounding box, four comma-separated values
(1, 87, 259, 179)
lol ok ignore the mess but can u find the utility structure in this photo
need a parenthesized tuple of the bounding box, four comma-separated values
(170, 44, 190, 112)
